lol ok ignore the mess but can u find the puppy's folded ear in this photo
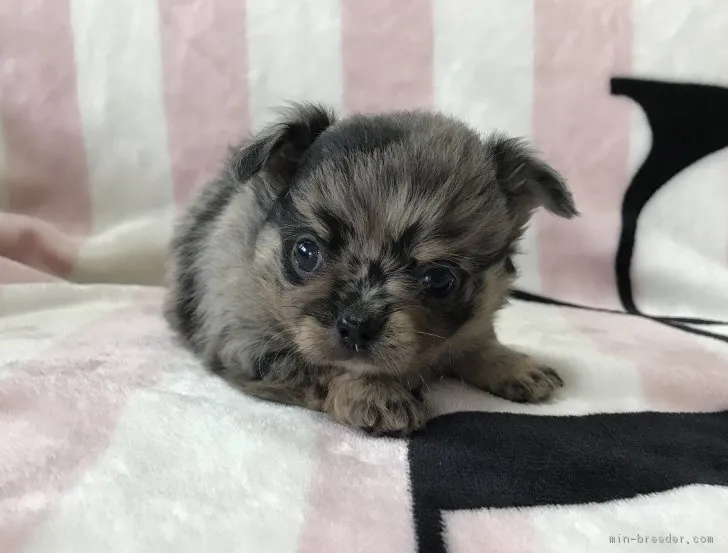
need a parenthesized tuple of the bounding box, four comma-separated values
(488, 134, 578, 218)
(229, 102, 335, 196)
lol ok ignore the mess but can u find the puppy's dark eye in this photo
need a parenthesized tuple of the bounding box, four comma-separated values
(421, 267, 457, 298)
(292, 237, 323, 275)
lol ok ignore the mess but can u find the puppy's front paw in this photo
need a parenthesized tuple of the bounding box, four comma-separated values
(490, 363, 564, 403)
(453, 342, 565, 404)
(324, 374, 427, 437)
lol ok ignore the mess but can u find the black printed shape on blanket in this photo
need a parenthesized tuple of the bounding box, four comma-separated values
(408, 410, 728, 553)
(610, 78, 728, 315)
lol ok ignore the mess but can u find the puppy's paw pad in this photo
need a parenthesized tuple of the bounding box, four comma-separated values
(326, 378, 427, 437)
(351, 393, 426, 436)
(493, 365, 564, 403)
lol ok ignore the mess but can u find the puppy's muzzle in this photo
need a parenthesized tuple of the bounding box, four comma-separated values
(336, 312, 384, 353)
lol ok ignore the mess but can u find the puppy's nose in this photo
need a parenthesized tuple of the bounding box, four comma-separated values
(337, 314, 383, 352)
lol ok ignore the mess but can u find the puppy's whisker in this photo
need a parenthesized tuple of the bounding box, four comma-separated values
(413, 330, 448, 342)
(260, 329, 290, 350)
(418, 374, 431, 395)
(382, 357, 402, 383)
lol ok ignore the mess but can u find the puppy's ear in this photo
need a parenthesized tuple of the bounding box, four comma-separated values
(488, 134, 578, 218)
(229, 103, 335, 195)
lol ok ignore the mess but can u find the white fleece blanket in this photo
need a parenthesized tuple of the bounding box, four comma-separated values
(1, 284, 727, 553)
(2, 1, 728, 552)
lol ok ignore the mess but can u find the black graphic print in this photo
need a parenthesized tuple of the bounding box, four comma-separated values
(513, 78, 728, 344)
(610, 78, 728, 316)
(408, 410, 728, 553)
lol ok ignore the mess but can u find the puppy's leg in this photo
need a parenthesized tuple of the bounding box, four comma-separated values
(210, 337, 333, 411)
(235, 361, 335, 412)
(210, 329, 427, 434)
(234, 375, 328, 411)
(453, 340, 563, 403)
(324, 373, 427, 436)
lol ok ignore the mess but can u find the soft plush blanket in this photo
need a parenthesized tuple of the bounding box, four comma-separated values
(1, 1, 727, 552)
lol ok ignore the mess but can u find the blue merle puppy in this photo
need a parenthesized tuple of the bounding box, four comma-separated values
(164, 104, 577, 436)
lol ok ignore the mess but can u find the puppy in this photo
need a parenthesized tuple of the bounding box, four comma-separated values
(164, 104, 577, 436)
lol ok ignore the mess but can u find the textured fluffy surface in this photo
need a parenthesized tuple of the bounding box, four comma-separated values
(2, 1, 728, 552)
(1, 285, 727, 553)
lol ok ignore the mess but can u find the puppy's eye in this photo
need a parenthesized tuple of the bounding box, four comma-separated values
(421, 267, 457, 298)
(292, 237, 323, 275)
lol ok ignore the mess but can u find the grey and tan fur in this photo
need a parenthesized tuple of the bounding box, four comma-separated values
(164, 104, 577, 436)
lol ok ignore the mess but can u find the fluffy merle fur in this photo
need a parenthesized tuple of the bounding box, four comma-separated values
(164, 104, 577, 436)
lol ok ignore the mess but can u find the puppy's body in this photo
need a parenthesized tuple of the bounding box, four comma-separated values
(165, 105, 576, 435)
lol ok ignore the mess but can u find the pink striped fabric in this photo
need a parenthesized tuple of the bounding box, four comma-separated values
(0, 257, 63, 283)
(341, 0, 433, 113)
(0, 0, 92, 281)
(158, 0, 250, 208)
(298, 427, 415, 553)
(1, 0, 727, 322)
(0, 291, 171, 552)
(444, 509, 540, 553)
(533, 0, 633, 309)
(565, 308, 728, 411)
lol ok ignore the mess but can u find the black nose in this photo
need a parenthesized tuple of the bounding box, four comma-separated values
(337, 314, 383, 352)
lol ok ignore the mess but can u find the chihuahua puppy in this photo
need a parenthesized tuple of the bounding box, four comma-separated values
(164, 104, 577, 436)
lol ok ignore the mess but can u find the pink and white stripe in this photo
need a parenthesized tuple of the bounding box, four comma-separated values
(2, 0, 727, 321)
(0, 0, 91, 281)
(532, 0, 633, 309)
(159, 0, 250, 208)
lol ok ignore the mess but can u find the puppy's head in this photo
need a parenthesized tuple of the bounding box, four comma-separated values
(233, 104, 577, 376)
